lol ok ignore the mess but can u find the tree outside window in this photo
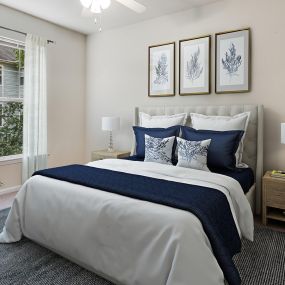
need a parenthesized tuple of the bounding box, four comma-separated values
(0, 102, 23, 156)
(0, 45, 25, 157)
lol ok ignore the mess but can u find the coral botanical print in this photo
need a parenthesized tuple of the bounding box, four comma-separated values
(154, 53, 169, 85)
(186, 46, 203, 82)
(144, 135, 173, 164)
(222, 43, 242, 76)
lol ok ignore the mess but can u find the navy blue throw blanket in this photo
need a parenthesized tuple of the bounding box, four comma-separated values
(34, 164, 241, 285)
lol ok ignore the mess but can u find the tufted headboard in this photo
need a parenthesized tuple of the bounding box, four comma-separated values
(133, 104, 264, 213)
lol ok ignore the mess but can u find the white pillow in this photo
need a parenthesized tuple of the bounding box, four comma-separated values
(190, 112, 250, 168)
(144, 135, 175, 165)
(140, 112, 187, 128)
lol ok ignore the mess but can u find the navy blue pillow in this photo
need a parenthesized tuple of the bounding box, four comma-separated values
(133, 126, 180, 158)
(181, 126, 244, 170)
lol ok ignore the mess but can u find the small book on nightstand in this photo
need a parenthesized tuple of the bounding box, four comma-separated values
(270, 170, 285, 179)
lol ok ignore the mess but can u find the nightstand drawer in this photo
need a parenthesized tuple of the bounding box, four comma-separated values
(266, 182, 285, 209)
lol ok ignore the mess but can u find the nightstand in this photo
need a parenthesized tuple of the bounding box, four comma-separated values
(91, 150, 131, 161)
(262, 171, 285, 225)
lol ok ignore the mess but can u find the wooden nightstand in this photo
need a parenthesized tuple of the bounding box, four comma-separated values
(91, 150, 131, 161)
(262, 171, 285, 225)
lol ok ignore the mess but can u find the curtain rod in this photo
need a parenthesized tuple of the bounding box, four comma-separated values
(0, 25, 55, 44)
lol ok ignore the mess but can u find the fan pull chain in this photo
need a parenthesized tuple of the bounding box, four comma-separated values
(94, 14, 102, 32)
(99, 14, 102, 32)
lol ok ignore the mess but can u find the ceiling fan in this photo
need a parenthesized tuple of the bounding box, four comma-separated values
(80, 0, 146, 14)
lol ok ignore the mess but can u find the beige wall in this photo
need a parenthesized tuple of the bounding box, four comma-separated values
(0, 5, 86, 190)
(1, 0, 284, 191)
(86, 0, 285, 171)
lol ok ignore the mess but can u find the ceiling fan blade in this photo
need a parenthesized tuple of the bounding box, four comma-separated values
(115, 0, 146, 13)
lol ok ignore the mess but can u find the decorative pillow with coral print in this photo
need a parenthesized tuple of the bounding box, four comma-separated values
(144, 135, 175, 165)
(176, 137, 211, 171)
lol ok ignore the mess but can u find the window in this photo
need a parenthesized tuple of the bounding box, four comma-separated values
(0, 66, 2, 86)
(20, 67, 24, 86)
(0, 104, 2, 127)
(0, 37, 25, 157)
(20, 76, 24, 86)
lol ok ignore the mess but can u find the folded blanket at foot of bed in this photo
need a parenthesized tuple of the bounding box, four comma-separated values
(34, 164, 241, 285)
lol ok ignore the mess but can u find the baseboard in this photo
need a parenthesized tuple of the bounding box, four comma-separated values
(0, 185, 21, 196)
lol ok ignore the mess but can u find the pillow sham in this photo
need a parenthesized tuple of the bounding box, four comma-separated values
(176, 137, 211, 171)
(140, 112, 187, 128)
(133, 125, 180, 158)
(144, 135, 175, 165)
(181, 126, 244, 170)
(190, 112, 250, 168)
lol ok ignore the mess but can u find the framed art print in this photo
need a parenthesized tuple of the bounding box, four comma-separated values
(179, 35, 211, 95)
(215, 28, 250, 93)
(148, 42, 175, 97)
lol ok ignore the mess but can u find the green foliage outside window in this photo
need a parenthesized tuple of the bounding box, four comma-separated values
(0, 47, 24, 157)
(0, 102, 23, 156)
(15, 49, 25, 69)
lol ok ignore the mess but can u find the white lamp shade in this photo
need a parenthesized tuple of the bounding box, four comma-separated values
(281, 123, 285, 144)
(102, 117, 120, 131)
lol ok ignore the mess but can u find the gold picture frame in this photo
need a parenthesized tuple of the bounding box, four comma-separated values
(215, 28, 251, 94)
(148, 42, 175, 97)
(179, 35, 211, 96)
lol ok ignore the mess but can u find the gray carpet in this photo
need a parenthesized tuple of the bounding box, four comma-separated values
(0, 208, 285, 285)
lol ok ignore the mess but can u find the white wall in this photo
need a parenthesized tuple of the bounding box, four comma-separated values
(0, 4, 86, 190)
(86, 0, 285, 171)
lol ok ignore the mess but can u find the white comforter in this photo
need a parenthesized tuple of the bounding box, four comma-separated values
(0, 159, 254, 285)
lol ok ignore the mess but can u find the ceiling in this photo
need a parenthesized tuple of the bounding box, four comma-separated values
(0, 0, 220, 35)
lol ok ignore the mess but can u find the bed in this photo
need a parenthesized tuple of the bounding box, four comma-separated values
(133, 104, 264, 213)
(0, 104, 263, 285)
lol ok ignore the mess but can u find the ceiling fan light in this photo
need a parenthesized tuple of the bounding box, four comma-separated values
(100, 0, 111, 9)
(91, 1, 102, 13)
(80, 0, 92, 8)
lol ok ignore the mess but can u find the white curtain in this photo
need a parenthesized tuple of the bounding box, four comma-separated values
(22, 34, 48, 183)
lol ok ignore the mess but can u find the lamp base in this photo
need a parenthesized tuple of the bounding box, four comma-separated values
(107, 131, 114, 152)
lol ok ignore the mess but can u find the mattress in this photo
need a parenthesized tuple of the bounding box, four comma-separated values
(124, 156, 254, 194)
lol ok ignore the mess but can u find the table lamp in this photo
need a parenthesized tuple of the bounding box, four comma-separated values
(102, 117, 120, 152)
